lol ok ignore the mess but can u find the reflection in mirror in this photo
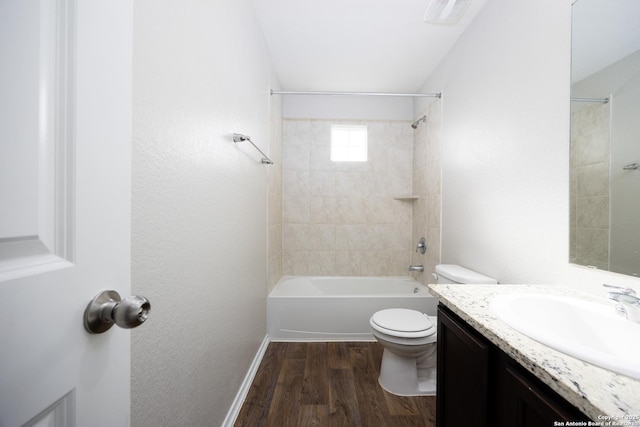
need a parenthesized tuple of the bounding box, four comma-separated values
(570, 0, 640, 277)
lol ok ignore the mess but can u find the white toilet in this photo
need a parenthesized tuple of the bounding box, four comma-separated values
(369, 264, 497, 396)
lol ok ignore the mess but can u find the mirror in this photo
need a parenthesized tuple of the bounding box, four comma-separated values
(570, 0, 640, 277)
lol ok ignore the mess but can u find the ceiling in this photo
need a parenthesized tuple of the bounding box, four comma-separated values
(571, 0, 640, 83)
(251, 0, 489, 93)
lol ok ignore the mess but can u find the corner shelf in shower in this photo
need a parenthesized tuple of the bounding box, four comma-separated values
(393, 195, 420, 201)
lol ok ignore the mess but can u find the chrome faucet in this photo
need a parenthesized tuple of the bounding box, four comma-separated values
(602, 283, 636, 296)
(604, 284, 640, 323)
(409, 265, 424, 272)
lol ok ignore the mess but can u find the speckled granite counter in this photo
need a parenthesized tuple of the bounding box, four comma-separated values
(428, 284, 640, 426)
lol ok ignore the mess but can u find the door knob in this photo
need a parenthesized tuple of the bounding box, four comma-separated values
(84, 290, 151, 334)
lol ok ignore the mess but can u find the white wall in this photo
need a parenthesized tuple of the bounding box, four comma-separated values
(131, 0, 280, 425)
(416, 0, 640, 294)
(284, 94, 413, 121)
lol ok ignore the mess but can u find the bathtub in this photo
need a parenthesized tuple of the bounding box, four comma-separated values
(267, 276, 436, 341)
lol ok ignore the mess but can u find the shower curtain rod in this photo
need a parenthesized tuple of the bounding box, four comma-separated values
(270, 90, 442, 98)
(571, 97, 609, 103)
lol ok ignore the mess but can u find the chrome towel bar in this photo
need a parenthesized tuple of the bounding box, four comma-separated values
(570, 97, 609, 103)
(232, 133, 273, 165)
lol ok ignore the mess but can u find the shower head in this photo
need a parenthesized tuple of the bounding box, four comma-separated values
(411, 115, 427, 129)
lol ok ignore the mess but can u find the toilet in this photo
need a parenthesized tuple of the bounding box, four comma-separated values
(369, 264, 497, 396)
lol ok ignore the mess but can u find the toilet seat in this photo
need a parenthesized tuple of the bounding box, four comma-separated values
(370, 308, 436, 338)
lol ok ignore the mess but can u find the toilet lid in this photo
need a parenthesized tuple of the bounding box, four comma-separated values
(371, 309, 435, 337)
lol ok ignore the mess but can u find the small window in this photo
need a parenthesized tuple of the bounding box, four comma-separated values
(330, 125, 367, 162)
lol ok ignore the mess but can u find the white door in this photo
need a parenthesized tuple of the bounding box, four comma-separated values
(0, 1, 133, 426)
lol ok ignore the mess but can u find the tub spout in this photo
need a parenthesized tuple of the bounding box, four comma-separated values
(409, 265, 424, 272)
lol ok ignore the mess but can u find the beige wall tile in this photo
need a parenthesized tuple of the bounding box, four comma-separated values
(281, 117, 432, 277)
(576, 196, 609, 229)
(264, 104, 447, 284)
(411, 100, 442, 283)
(576, 163, 609, 197)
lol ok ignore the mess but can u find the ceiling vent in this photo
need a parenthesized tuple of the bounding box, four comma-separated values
(423, 0, 471, 24)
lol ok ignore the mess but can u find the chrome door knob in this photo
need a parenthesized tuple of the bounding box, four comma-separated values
(84, 290, 151, 334)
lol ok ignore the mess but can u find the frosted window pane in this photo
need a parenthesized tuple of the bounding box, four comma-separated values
(330, 125, 367, 162)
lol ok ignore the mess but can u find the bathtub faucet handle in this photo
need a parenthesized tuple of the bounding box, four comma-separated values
(416, 237, 426, 254)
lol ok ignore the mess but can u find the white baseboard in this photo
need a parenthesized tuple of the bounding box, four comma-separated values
(221, 334, 271, 427)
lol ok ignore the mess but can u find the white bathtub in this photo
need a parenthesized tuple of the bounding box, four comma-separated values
(267, 276, 436, 341)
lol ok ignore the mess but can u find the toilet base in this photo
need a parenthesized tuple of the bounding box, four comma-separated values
(377, 347, 437, 396)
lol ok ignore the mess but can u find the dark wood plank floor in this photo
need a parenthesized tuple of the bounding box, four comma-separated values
(235, 342, 436, 427)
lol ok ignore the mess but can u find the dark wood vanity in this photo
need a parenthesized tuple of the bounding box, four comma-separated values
(436, 304, 589, 427)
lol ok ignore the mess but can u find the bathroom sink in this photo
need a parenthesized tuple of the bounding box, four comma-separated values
(490, 293, 640, 380)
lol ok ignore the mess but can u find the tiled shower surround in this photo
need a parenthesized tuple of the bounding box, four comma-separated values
(267, 96, 284, 291)
(570, 101, 610, 269)
(282, 119, 414, 276)
(281, 103, 442, 278)
(411, 101, 442, 284)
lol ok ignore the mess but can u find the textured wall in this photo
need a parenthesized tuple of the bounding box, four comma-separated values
(131, 0, 280, 425)
(282, 119, 414, 276)
(416, 0, 572, 285)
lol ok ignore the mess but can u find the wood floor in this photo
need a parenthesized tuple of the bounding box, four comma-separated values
(235, 342, 436, 427)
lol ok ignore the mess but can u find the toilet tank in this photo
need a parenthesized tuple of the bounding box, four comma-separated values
(435, 264, 498, 284)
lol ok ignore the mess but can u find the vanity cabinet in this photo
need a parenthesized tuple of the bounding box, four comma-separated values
(436, 304, 588, 427)
(436, 304, 490, 427)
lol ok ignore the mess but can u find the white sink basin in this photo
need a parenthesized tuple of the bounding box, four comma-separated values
(490, 293, 640, 380)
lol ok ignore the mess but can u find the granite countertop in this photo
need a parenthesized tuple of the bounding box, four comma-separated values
(427, 284, 640, 426)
